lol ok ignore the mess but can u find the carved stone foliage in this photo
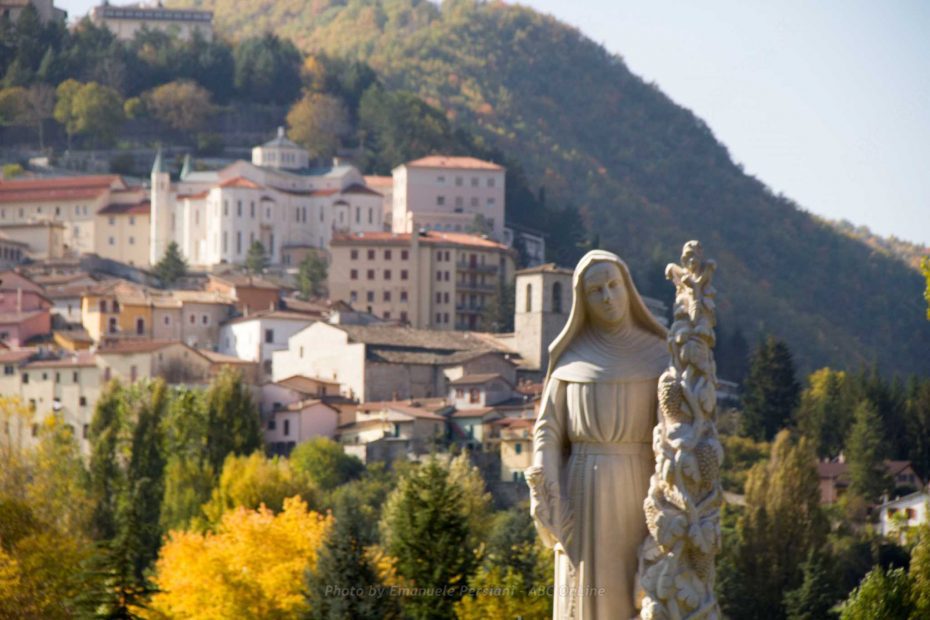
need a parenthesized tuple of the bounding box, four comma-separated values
(638, 241, 724, 620)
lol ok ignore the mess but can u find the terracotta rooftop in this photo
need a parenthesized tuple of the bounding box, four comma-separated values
(515, 263, 573, 276)
(332, 230, 509, 251)
(0, 271, 47, 296)
(363, 175, 392, 188)
(341, 183, 381, 197)
(97, 340, 183, 355)
(24, 351, 97, 368)
(0, 175, 124, 204)
(0, 310, 47, 325)
(199, 350, 254, 365)
(450, 373, 506, 386)
(276, 374, 341, 394)
(354, 399, 449, 421)
(209, 273, 282, 290)
(450, 406, 497, 419)
(403, 156, 504, 171)
(224, 310, 316, 325)
(0, 348, 37, 363)
(218, 176, 262, 189)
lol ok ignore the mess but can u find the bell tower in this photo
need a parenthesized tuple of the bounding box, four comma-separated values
(513, 264, 573, 372)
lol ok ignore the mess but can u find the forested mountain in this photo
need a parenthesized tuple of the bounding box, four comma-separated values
(170, 0, 930, 376)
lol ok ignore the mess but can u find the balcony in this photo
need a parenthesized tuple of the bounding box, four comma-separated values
(455, 304, 485, 314)
(456, 262, 497, 274)
(456, 281, 496, 293)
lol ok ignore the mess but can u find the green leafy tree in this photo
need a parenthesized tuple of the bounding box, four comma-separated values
(54, 79, 123, 148)
(287, 92, 350, 159)
(160, 387, 214, 532)
(783, 549, 838, 620)
(845, 400, 892, 503)
(795, 368, 854, 458)
(201, 452, 316, 525)
(741, 336, 800, 441)
(290, 437, 363, 491)
(719, 431, 827, 620)
(154, 241, 188, 286)
(21, 83, 54, 149)
(144, 79, 215, 132)
(921, 257, 930, 320)
(297, 251, 328, 300)
(203, 366, 262, 474)
(304, 491, 399, 620)
(839, 566, 912, 620)
(245, 240, 268, 274)
(380, 458, 479, 619)
(911, 526, 930, 618)
(0, 86, 26, 124)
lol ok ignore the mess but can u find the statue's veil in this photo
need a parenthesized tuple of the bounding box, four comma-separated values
(545, 250, 668, 381)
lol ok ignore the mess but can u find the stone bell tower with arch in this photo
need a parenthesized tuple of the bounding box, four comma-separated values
(513, 263, 574, 372)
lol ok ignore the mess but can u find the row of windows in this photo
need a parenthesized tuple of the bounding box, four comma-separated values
(524, 282, 564, 314)
(435, 312, 451, 324)
(0, 204, 90, 220)
(435, 291, 451, 304)
(436, 175, 496, 188)
(108, 236, 136, 245)
(108, 216, 137, 226)
(16, 369, 85, 386)
(349, 290, 410, 303)
(0, 246, 23, 261)
(436, 270, 451, 282)
(436, 196, 496, 208)
(350, 249, 410, 261)
(349, 269, 410, 281)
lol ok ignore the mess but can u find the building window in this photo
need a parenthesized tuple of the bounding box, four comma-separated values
(367, 249, 375, 260)
(99, 300, 107, 313)
(113, 300, 120, 313)
(190, 314, 196, 324)
(435, 292, 442, 304)
(553, 282, 563, 314)
(366, 291, 374, 302)
(83, 424, 89, 438)
(79, 396, 87, 406)
(400, 291, 408, 302)
(384, 269, 391, 280)
(436, 271, 442, 282)
(350, 269, 358, 280)
(130, 365, 137, 382)
(350, 249, 358, 260)
(136, 318, 145, 335)
(367, 270, 374, 280)
(265, 329, 274, 344)
(268, 419, 276, 431)
(73, 371, 78, 382)
(445, 271, 450, 281)
(283, 419, 291, 436)
(237, 200, 242, 216)
(368, 208, 373, 224)
(383, 311, 391, 319)
(469, 388, 480, 403)
(108, 237, 115, 245)
(401, 250, 409, 260)
(487, 177, 495, 187)
(164, 316, 170, 325)
(3, 365, 12, 376)
(22, 372, 28, 383)
(525, 284, 532, 312)
(436, 313, 441, 323)
(202, 315, 209, 325)
(515, 442, 523, 455)
(436, 195, 445, 206)
(236, 231, 242, 254)
(263, 360, 272, 374)
(384, 249, 392, 260)
(400, 311, 408, 322)
(400, 269, 408, 280)
(444, 312, 450, 323)
(109, 317, 118, 334)
(383, 291, 391, 302)
(129, 236, 135, 245)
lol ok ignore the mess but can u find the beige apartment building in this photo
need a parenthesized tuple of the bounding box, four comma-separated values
(0, 175, 132, 256)
(391, 156, 506, 241)
(95, 199, 150, 267)
(328, 231, 515, 331)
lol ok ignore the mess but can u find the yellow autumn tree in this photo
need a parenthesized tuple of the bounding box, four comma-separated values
(148, 496, 331, 619)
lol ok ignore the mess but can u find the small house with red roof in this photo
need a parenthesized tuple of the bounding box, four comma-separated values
(0, 271, 52, 346)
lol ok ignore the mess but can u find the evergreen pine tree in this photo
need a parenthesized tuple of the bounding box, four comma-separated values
(154, 241, 187, 286)
(783, 549, 838, 620)
(905, 378, 930, 482)
(245, 240, 268, 274)
(88, 381, 125, 541)
(380, 459, 478, 619)
(795, 368, 853, 458)
(305, 492, 398, 620)
(846, 400, 892, 503)
(741, 336, 800, 440)
(203, 366, 262, 473)
(297, 252, 328, 300)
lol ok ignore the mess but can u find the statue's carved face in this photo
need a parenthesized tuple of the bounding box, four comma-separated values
(582, 261, 629, 329)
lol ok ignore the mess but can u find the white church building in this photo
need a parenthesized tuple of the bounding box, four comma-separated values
(149, 128, 385, 270)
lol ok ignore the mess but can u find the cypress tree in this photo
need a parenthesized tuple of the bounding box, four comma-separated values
(846, 400, 892, 503)
(741, 336, 800, 441)
(154, 242, 188, 286)
(203, 366, 262, 473)
(88, 381, 125, 541)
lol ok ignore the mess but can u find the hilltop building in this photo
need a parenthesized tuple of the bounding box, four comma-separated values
(0, 0, 65, 23)
(391, 156, 506, 242)
(149, 131, 384, 270)
(90, 1, 213, 41)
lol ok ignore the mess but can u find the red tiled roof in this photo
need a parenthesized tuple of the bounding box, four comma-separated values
(0, 348, 37, 363)
(178, 190, 210, 200)
(97, 340, 183, 355)
(341, 183, 382, 197)
(332, 231, 509, 251)
(404, 156, 504, 171)
(24, 351, 97, 368)
(218, 177, 262, 189)
(0, 175, 124, 204)
(0, 271, 47, 296)
(97, 200, 150, 215)
(363, 175, 392, 188)
(199, 350, 255, 365)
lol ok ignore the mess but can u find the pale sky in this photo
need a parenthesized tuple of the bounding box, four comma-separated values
(60, 0, 930, 245)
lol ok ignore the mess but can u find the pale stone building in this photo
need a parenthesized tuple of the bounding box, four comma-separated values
(218, 310, 317, 380)
(391, 156, 505, 241)
(338, 399, 451, 463)
(0, 175, 131, 256)
(328, 230, 515, 331)
(95, 198, 150, 267)
(90, 1, 213, 41)
(512, 263, 573, 371)
(879, 489, 929, 540)
(272, 322, 518, 402)
(0, 0, 65, 23)
(0, 221, 65, 261)
(150, 137, 384, 269)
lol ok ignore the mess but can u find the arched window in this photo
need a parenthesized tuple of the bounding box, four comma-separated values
(553, 281, 563, 314)
(525, 284, 532, 313)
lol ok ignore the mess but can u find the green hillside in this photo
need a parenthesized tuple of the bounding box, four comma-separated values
(172, 0, 930, 376)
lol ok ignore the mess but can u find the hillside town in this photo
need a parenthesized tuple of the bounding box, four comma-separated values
(1, 0, 929, 617)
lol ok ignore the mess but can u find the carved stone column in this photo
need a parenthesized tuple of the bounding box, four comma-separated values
(637, 240, 724, 620)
